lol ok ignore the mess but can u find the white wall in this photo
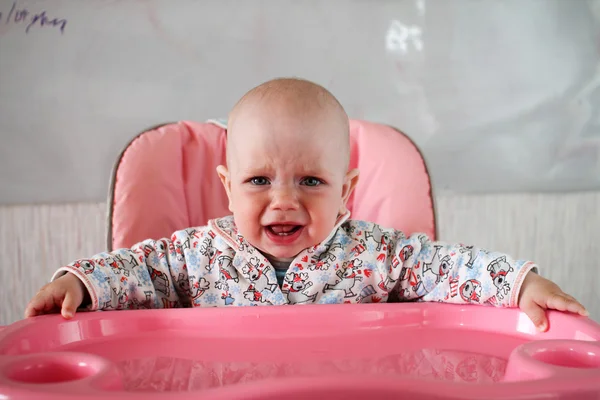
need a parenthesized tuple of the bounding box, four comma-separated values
(2, 0, 600, 204)
(2, 193, 598, 326)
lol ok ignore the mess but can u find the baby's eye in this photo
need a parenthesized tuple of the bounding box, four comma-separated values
(249, 177, 270, 185)
(301, 177, 322, 187)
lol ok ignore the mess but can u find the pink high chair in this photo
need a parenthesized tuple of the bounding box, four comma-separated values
(0, 120, 598, 400)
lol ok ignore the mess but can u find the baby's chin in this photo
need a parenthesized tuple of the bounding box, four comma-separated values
(259, 245, 305, 261)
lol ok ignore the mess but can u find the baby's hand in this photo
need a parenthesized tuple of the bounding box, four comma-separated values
(518, 272, 588, 332)
(24, 273, 86, 319)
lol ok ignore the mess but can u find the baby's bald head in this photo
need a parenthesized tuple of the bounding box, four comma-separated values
(216, 78, 360, 256)
(226, 78, 350, 172)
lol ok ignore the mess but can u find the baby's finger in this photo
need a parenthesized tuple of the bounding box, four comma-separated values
(24, 300, 40, 318)
(520, 300, 549, 332)
(546, 293, 589, 316)
(24, 291, 57, 318)
(61, 291, 80, 319)
(563, 294, 589, 315)
(567, 299, 589, 316)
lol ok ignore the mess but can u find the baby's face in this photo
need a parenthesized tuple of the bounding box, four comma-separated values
(218, 101, 358, 260)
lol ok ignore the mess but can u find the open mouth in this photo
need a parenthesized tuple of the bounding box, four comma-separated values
(267, 225, 302, 236)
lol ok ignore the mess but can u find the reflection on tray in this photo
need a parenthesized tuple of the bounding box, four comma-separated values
(117, 349, 506, 392)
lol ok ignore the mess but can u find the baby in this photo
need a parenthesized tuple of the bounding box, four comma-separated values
(25, 78, 588, 332)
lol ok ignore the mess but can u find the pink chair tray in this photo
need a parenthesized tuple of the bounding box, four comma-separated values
(0, 303, 599, 399)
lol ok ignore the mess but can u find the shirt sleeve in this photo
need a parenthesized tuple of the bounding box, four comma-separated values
(51, 227, 216, 311)
(383, 231, 537, 307)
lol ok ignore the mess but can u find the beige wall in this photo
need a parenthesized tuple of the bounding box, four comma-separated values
(1, 193, 598, 326)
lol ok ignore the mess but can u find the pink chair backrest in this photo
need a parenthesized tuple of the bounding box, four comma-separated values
(108, 120, 436, 251)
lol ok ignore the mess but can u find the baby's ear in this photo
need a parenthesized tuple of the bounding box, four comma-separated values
(340, 168, 360, 214)
(216, 165, 234, 212)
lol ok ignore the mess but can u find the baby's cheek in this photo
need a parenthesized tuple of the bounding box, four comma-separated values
(238, 211, 263, 236)
(312, 221, 334, 243)
(236, 201, 258, 218)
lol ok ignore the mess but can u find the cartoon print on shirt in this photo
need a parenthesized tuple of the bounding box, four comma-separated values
(357, 284, 377, 302)
(112, 287, 129, 309)
(216, 218, 232, 230)
(309, 260, 331, 271)
(399, 245, 414, 262)
(241, 257, 278, 292)
(389, 256, 401, 275)
(323, 259, 364, 297)
(214, 255, 239, 289)
(412, 273, 426, 297)
(236, 234, 255, 254)
(351, 242, 367, 257)
(98, 257, 127, 277)
(398, 264, 427, 297)
(198, 238, 221, 272)
(243, 284, 270, 304)
(444, 276, 460, 300)
(142, 243, 165, 278)
(310, 245, 340, 270)
(142, 244, 155, 259)
(377, 259, 398, 292)
(459, 279, 482, 303)
(190, 277, 210, 300)
(363, 225, 387, 251)
(458, 245, 476, 268)
(182, 228, 202, 250)
(115, 253, 139, 270)
(283, 272, 317, 304)
(130, 290, 154, 309)
(115, 253, 144, 288)
(485, 295, 499, 307)
(309, 245, 335, 270)
(176, 273, 210, 301)
(377, 275, 397, 293)
(487, 256, 513, 300)
(168, 239, 185, 262)
(199, 237, 217, 260)
(327, 242, 344, 253)
(151, 240, 168, 260)
(221, 290, 235, 305)
(154, 241, 168, 258)
(311, 248, 337, 264)
(342, 224, 357, 236)
(73, 260, 95, 275)
(387, 243, 414, 277)
(148, 266, 170, 296)
(161, 298, 179, 308)
(423, 245, 454, 284)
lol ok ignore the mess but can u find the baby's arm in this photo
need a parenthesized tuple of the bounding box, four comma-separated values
(25, 228, 213, 317)
(384, 232, 587, 330)
(386, 231, 534, 307)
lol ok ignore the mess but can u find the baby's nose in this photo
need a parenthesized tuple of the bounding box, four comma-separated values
(270, 186, 299, 210)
